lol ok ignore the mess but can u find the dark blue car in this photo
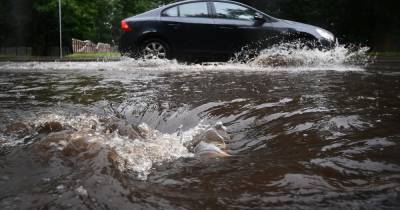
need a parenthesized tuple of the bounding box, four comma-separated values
(119, 0, 336, 60)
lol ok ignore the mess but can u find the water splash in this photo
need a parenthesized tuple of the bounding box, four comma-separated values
(0, 44, 370, 72)
(1, 113, 228, 180)
(246, 43, 371, 68)
(37, 114, 196, 180)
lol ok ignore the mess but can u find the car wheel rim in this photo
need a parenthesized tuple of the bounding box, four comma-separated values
(143, 42, 167, 59)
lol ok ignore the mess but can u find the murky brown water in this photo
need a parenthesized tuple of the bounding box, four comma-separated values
(1, 54, 400, 209)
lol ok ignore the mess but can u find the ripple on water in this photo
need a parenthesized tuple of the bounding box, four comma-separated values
(1, 48, 400, 209)
(310, 157, 400, 175)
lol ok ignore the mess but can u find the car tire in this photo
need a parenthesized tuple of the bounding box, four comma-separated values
(140, 39, 171, 60)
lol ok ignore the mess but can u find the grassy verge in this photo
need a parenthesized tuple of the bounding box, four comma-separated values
(65, 52, 121, 59)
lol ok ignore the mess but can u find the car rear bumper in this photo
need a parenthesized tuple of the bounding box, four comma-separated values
(119, 32, 139, 55)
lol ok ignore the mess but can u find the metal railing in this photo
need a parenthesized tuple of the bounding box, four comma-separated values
(0, 47, 32, 56)
(0, 47, 71, 57)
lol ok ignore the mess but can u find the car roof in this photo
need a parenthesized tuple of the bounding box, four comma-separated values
(161, 0, 252, 8)
(158, 0, 273, 19)
(127, 0, 274, 20)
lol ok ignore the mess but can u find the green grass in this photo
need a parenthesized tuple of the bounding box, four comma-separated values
(65, 52, 121, 59)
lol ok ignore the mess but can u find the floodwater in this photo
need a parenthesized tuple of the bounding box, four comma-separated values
(0, 46, 400, 209)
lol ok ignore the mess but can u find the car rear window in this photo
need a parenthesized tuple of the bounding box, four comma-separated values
(179, 2, 209, 18)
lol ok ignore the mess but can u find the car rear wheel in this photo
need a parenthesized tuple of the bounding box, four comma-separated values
(141, 39, 170, 59)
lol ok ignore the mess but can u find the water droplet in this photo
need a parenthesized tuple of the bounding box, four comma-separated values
(56, 185, 65, 191)
(42, 177, 51, 182)
(75, 186, 88, 197)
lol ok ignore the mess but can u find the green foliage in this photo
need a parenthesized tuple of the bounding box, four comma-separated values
(0, 0, 11, 45)
(33, 0, 114, 42)
(66, 52, 121, 59)
(31, 0, 169, 55)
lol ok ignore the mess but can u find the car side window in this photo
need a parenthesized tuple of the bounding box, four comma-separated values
(214, 2, 256, 21)
(179, 2, 209, 18)
(162, 6, 179, 17)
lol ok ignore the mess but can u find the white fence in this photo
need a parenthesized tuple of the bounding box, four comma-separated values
(72, 38, 112, 53)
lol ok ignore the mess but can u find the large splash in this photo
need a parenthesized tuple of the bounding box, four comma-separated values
(1, 113, 231, 180)
(0, 44, 371, 72)
(245, 43, 371, 68)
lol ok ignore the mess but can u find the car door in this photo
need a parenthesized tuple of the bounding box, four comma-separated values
(160, 1, 216, 56)
(211, 1, 277, 54)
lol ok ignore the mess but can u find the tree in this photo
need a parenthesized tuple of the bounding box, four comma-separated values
(0, 0, 11, 47)
(31, 0, 172, 55)
(32, 0, 116, 54)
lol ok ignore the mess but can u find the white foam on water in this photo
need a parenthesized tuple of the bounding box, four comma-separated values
(0, 44, 370, 72)
(28, 114, 215, 180)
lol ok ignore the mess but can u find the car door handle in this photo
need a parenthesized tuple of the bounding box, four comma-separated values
(167, 23, 181, 28)
(219, 26, 236, 30)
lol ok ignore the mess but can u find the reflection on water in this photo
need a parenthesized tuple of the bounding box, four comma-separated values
(0, 52, 400, 209)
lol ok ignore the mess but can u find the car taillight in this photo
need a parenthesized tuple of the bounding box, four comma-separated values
(121, 20, 132, 32)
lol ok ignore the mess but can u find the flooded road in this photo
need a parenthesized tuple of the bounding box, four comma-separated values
(0, 48, 400, 209)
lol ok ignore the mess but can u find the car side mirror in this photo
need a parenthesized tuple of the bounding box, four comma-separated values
(254, 13, 266, 22)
